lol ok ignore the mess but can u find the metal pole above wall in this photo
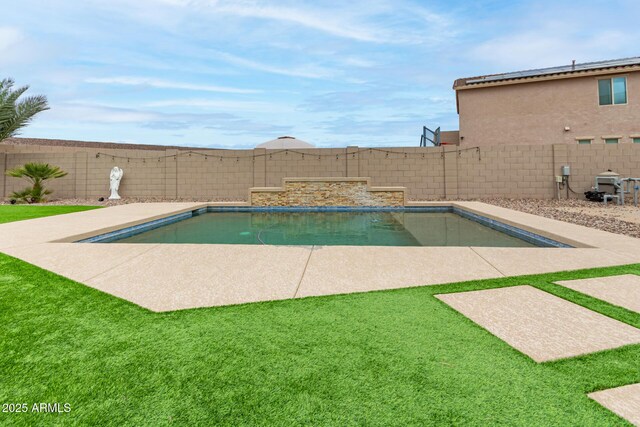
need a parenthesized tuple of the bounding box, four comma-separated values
(164, 149, 179, 199)
(253, 148, 266, 187)
(443, 146, 459, 199)
(346, 146, 359, 177)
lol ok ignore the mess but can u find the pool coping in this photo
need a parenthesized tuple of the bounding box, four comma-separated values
(1, 201, 640, 311)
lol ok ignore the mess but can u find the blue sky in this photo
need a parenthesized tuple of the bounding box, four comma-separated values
(2, 0, 639, 148)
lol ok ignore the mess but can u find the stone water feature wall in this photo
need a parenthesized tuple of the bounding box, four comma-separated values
(250, 178, 406, 207)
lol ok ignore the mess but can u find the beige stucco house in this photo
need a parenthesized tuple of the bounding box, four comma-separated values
(454, 57, 640, 146)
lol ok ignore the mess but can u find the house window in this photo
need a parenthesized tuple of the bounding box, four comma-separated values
(598, 77, 627, 105)
(577, 139, 592, 145)
(604, 138, 619, 144)
(634, 138, 640, 144)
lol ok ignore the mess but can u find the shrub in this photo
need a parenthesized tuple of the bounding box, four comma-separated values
(5, 162, 68, 203)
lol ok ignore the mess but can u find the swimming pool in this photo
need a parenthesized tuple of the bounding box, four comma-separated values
(79, 207, 570, 247)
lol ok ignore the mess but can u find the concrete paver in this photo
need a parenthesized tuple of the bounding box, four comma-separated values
(555, 274, 640, 313)
(589, 383, 640, 426)
(435, 285, 640, 362)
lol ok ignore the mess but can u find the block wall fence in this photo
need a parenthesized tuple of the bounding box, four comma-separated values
(1, 143, 640, 201)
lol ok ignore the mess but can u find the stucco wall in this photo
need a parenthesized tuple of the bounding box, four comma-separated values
(457, 71, 640, 146)
(2, 142, 640, 201)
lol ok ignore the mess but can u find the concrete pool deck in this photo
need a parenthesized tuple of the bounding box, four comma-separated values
(2, 201, 640, 311)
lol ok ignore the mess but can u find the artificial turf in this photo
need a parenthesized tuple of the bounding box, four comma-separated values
(0, 205, 100, 224)
(1, 208, 639, 426)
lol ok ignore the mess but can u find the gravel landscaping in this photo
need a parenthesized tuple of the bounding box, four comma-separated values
(482, 198, 640, 239)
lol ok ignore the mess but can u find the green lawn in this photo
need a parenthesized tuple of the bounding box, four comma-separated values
(0, 205, 101, 224)
(1, 208, 639, 426)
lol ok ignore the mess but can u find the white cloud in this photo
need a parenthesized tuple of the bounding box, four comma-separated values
(75, 0, 456, 52)
(47, 103, 159, 123)
(139, 0, 454, 45)
(215, 1, 457, 45)
(0, 27, 23, 51)
(85, 76, 260, 94)
(144, 98, 293, 113)
(209, 1, 383, 42)
(0, 27, 44, 67)
(43, 101, 292, 137)
(152, 0, 192, 5)
(210, 50, 335, 79)
(341, 56, 376, 68)
(470, 29, 630, 71)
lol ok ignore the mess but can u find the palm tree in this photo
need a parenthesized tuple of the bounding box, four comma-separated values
(0, 78, 49, 142)
(5, 162, 68, 203)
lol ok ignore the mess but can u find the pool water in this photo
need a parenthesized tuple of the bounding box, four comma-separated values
(113, 211, 536, 247)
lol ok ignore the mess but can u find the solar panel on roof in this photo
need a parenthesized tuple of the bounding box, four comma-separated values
(465, 57, 640, 84)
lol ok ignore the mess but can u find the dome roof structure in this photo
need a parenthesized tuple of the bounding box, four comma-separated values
(256, 136, 315, 149)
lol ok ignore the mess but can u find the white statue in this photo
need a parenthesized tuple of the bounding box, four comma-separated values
(109, 167, 124, 200)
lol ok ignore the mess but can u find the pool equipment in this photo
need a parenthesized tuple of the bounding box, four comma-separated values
(257, 229, 267, 245)
(623, 178, 640, 207)
(585, 170, 640, 206)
